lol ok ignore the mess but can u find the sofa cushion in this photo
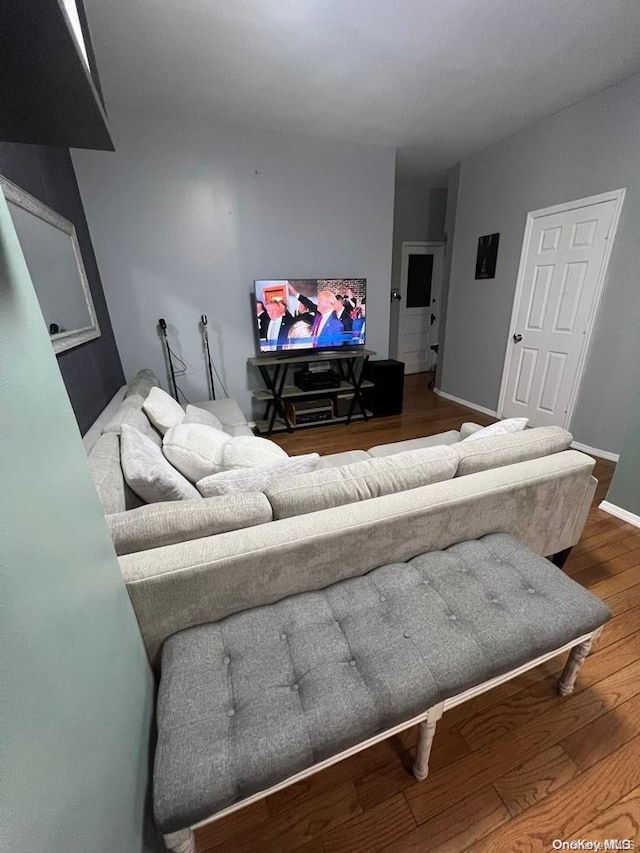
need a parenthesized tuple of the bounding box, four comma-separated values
(265, 445, 458, 520)
(125, 369, 160, 400)
(88, 432, 127, 514)
(223, 424, 257, 438)
(316, 450, 371, 469)
(183, 404, 224, 432)
(368, 432, 460, 457)
(196, 454, 319, 497)
(461, 417, 528, 442)
(106, 493, 273, 555)
(121, 424, 201, 503)
(192, 398, 247, 428)
(163, 423, 231, 483)
(102, 394, 162, 446)
(454, 426, 573, 477)
(143, 387, 186, 435)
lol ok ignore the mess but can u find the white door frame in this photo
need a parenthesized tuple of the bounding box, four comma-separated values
(496, 188, 626, 428)
(398, 241, 445, 371)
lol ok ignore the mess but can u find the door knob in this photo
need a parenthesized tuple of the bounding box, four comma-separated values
(513, 333, 523, 343)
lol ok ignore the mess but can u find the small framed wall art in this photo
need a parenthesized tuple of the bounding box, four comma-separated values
(475, 232, 500, 280)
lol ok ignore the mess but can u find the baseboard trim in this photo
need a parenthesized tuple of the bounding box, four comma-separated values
(433, 387, 498, 418)
(599, 501, 640, 528)
(570, 441, 620, 462)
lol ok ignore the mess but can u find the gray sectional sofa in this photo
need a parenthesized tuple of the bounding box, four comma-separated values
(84, 370, 597, 665)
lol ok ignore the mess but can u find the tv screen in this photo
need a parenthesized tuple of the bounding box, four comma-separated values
(254, 279, 366, 354)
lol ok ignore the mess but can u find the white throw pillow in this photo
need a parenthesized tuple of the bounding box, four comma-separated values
(162, 423, 231, 482)
(143, 386, 186, 435)
(183, 404, 225, 432)
(214, 435, 288, 473)
(196, 454, 319, 497)
(120, 424, 201, 503)
(461, 417, 529, 442)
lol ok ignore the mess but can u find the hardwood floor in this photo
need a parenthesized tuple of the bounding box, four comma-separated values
(195, 375, 640, 853)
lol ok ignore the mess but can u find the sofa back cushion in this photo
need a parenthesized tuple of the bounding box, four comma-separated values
(125, 369, 160, 400)
(183, 404, 224, 431)
(454, 425, 573, 477)
(106, 493, 273, 555)
(88, 432, 127, 514)
(367, 431, 460, 457)
(265, 445, 459, 520)
(192, 397, 247, 428)
(102, 393, 162, 446)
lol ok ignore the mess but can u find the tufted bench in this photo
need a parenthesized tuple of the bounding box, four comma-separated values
(153, 533, 610, 853)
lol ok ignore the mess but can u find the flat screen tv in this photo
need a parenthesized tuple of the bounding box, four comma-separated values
(254, 278, 366, 355)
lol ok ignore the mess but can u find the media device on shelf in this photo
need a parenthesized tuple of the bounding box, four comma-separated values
(254, 278, 366, 356)
(293, 367, 341, 391)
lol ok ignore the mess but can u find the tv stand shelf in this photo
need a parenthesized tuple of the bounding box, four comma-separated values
(249, 349, 375, 436)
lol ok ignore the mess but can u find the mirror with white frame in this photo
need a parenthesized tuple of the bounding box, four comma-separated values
(0, 175, 100, 353)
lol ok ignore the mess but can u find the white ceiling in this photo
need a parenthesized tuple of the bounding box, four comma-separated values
(85, 0, 640, 182)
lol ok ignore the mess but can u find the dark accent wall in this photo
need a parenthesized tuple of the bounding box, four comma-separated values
(0, 141, 124, 433)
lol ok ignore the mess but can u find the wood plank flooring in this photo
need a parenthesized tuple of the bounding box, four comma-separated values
(195, 374, 640, 853)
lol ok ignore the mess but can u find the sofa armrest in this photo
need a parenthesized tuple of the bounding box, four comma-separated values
(119, 450, 596, 667)
(107, 493, 272, 555)
(459, 422, 485, 441)
(191, 398, 248, 428)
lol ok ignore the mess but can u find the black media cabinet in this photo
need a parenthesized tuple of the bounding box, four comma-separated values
(248, 349, 376, 436)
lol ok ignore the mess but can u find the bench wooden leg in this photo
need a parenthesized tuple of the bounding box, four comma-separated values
(163, 828, 195, 853)
(412, 703, 444, 781)
(558, 629, 601, 696)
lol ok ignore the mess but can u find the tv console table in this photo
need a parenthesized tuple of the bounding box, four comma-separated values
(249, 349, 376, 436)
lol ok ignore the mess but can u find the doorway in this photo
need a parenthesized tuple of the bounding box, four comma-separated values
(398, 242, 445, 375)
(498, 190, 625, 428)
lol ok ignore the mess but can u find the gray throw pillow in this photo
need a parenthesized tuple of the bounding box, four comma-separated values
(120, 424, 201, 504)
(196, 454, 319, 497)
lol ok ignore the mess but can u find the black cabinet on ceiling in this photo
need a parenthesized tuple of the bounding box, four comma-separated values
(0, 0, 113, 151)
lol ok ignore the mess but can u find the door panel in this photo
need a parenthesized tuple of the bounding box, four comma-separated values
(514, 348, 537, 405)
(399, 243, 444, 375)
(538, 351, 566, 413)
(501, 198, 617, 427)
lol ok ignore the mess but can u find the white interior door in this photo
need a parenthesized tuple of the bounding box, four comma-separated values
(399, 243, 444, 375)
(499, 191, 624, 428)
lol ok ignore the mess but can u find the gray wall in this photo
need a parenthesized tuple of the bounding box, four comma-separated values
(606, 391, 640, 516)
(389, 182, 447, 359)
(0, 193, 154, 851)
(0, 142, 125, 434)
(72, 110, 396, 415)
(440, 73, 640, 454)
